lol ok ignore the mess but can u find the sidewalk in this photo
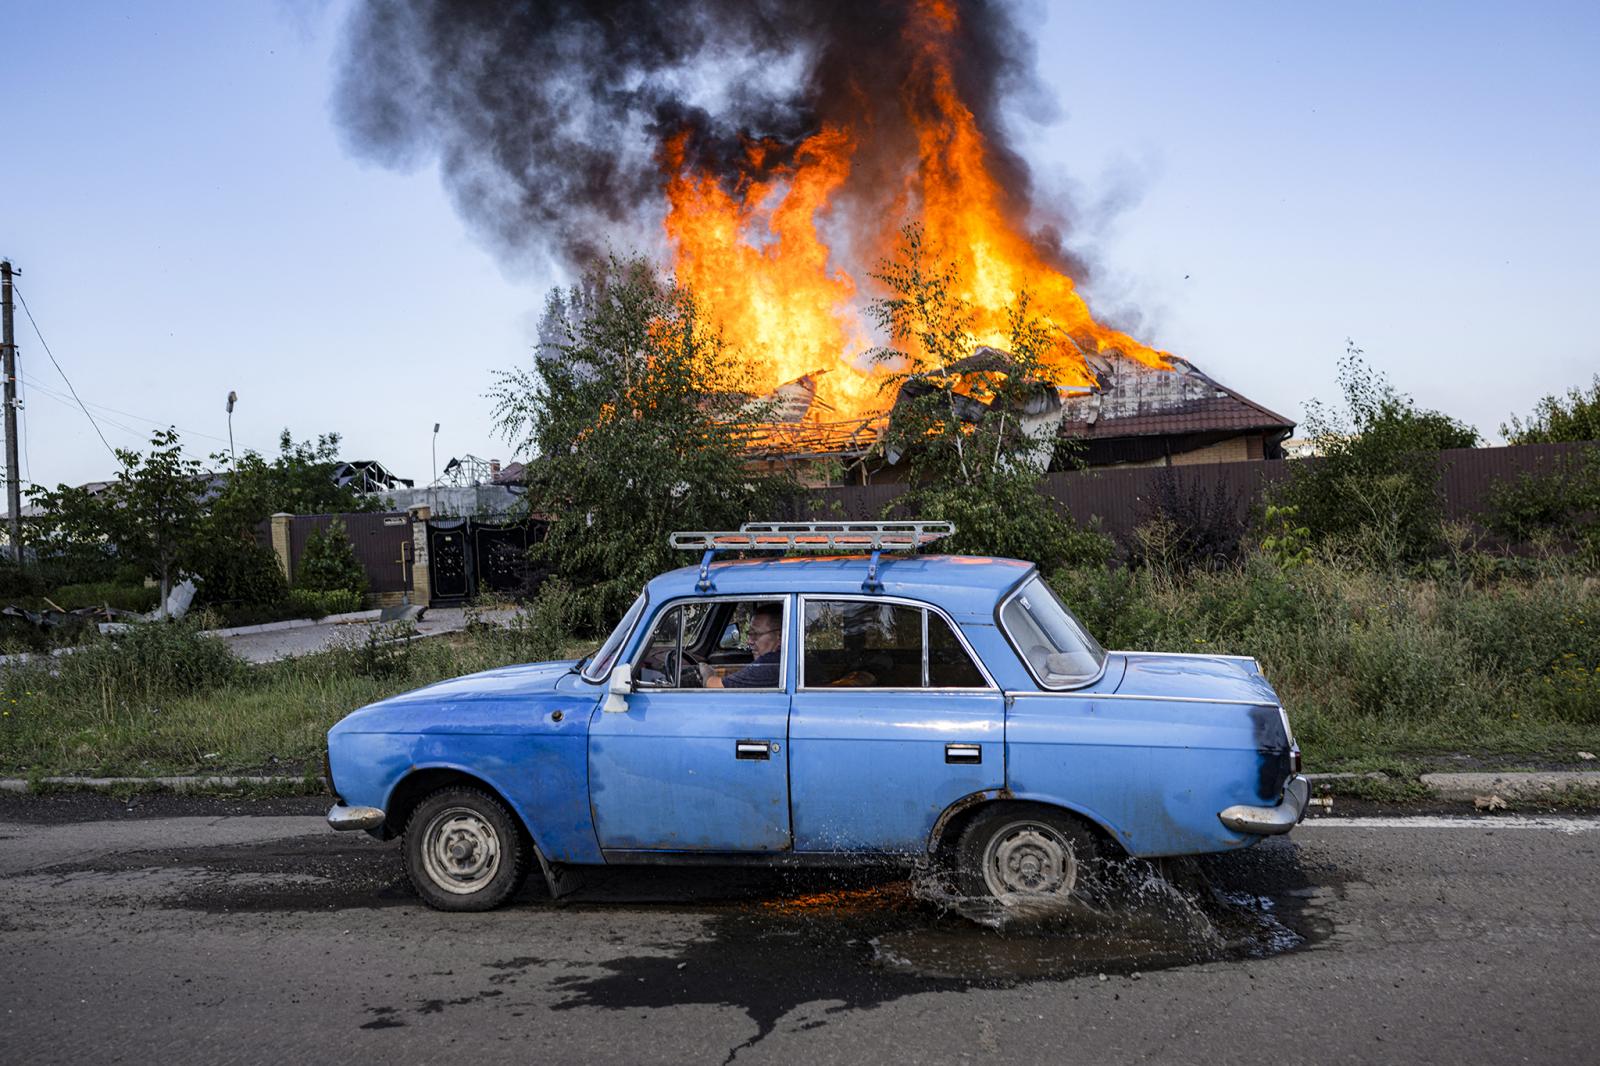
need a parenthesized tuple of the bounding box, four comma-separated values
(219, 605, 521, 664)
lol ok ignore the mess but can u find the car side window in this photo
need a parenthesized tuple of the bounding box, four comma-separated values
(927, 612, 986, 688)
(636, 600, 784, 691)
(803, 600, 985, 689)
(634, 603, 709, 689)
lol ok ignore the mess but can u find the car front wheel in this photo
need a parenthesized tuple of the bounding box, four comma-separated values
(403, 786, 528, 911)
(954, 804, 1100, 905)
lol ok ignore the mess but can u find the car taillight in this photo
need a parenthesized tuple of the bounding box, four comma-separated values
(1291, 747, 1302, 774)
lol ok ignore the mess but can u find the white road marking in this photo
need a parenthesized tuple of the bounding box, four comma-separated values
(1304, 815, 1600, 834)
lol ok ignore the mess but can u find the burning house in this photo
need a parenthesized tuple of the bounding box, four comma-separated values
(338, 1, 1288, 482)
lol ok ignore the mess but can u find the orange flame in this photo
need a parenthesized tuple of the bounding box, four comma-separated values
(661, 0, 1171, 424)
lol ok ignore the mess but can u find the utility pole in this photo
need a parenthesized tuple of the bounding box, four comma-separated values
(1, 260, 20, 565)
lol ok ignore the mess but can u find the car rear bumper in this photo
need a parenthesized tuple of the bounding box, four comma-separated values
(327, 804, 385, 832)
(1218, 774, 1309, 835)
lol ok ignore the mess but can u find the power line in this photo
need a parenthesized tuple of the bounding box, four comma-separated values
(20, 371, 259, 452)
(11, 284, 117, 460)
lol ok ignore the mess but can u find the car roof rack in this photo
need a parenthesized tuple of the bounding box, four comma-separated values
(669, 521, 955, 593)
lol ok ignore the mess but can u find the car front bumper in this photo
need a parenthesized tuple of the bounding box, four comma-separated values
(327, 804, 385, 832)
(1218, 774, 1310, 835)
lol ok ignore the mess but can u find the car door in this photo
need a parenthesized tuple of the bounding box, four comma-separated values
(587, 596, 793, 854)
(788, 595, 1005, 854)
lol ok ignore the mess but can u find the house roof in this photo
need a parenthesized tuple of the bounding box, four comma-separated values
(1054, 353, 1294, 441)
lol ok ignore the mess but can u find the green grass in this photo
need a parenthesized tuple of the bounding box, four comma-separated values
(0, 622, 595, 777)
(1052, 554, 1600, 774)
(4, 550, 1598, 782)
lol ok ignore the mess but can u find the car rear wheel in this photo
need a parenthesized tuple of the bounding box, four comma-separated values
(403, 786, 528, 911)
(954, 804, 1100, 905)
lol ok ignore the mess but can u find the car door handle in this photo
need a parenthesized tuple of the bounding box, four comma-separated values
(945, 743, 982, 764)
(736, 740, 772, 761)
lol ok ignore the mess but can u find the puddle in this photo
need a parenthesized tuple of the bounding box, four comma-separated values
(547, 842, 1328, 1057)
(717, 853, 1304, 984)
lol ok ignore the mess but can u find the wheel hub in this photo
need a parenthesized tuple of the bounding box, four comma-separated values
(983, 822, 1078, 899)
(420, 808, 502, 894)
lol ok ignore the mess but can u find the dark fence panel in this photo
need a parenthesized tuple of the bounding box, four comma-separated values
(803, 442, 1596, 544)
(424, 516, 547, 604)
(285, 512, 414, 593)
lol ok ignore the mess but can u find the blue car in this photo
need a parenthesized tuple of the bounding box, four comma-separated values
(326, 522, 1307, 911)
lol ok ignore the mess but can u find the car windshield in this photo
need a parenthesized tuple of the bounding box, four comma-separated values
(999, 575, 1105, 687)
(582, 592, 647, 683)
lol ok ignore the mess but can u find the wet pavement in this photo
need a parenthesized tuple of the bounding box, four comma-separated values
(1, 795, 1596, 1064)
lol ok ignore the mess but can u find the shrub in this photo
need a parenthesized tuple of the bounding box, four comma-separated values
(1481, 448, 1600, 565)
(288, 588, 365, 619)
(1260, 504, 1313, 570)
(192, 537, 289, 608)
(1502, 375, 1600, 444)
(1272, 342, 1478, 565)
(325, 621, 416, 680)
(49, 620, 241, 711)
(295, 520, 367, 597)
(908, 473, 1113, 571)
(1128, 469, 1248, 572)
(49, 582, 161, 614)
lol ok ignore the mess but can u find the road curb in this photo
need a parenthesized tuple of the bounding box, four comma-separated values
(3, 769, 1596, 799)
(0, 775, 323, 794)
(200, 610, 384, 639)
(1419, 771, 1600, 801)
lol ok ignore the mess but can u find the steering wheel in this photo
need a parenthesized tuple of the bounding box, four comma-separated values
(664, 648, 705, 688)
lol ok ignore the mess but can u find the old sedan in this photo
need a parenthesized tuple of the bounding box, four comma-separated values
(326, 523, 1306, 911)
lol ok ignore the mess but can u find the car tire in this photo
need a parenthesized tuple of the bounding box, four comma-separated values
(954, 803, 1100, 905)
(403, 786, 529, 912)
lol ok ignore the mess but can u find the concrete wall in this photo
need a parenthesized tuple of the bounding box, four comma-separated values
(373, 485, 523, 519)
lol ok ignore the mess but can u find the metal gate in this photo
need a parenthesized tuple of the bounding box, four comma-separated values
(425, 517, 543, 604)
(285, 511, 414, 595)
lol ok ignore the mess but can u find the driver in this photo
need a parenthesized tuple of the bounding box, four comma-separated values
(699, 605, 781, 689)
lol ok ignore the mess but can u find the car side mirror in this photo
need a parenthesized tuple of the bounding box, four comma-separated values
(603, 663, 633, 713)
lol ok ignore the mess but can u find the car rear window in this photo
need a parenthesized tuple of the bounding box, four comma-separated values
(999, 576, 1105, 688)
(801, 599, 988, 689)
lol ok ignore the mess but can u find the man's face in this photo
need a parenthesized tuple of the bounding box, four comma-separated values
(748, 613, 781, 656)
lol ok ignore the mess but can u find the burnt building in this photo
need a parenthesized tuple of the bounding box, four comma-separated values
(745, 349, 1293, 484)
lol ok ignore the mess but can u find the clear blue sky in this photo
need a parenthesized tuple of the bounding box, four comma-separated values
(7, 1, 1598, 491)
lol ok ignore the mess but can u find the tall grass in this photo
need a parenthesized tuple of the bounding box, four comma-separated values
(2, 553, 1596, 777)
(1052, 553, 1600, 765)
(0, 618, 593, 777)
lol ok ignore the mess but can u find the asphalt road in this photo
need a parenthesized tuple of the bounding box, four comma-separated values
(1, 795, 1596, 1065)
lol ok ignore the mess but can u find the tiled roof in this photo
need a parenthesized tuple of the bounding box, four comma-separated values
(1056, 354, 1293, 440)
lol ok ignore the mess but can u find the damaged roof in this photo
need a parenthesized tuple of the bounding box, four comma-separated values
(1055, 352, 1294, 440)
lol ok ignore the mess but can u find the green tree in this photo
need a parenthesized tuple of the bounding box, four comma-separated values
(1502, 375, 1600, 444)
(295, 519, 368, 596)
(867, 225, 1111, 571)
(1273, 342, 1479, 567)
(29, 428, 206, 611)
(191, 430, 379, 607)
(491, 256, 796, 632)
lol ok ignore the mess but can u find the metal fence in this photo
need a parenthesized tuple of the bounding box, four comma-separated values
(803, 442, 1595, 543)
(283, 511, 414, 594)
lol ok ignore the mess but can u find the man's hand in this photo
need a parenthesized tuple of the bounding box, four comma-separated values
(697, 663, 716, 684)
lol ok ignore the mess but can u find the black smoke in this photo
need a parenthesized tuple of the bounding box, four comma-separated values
(333, 0, 1063, 276)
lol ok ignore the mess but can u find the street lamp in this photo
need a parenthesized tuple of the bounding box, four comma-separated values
(225, 390, 238, 465)
(432, 422, 440, 487)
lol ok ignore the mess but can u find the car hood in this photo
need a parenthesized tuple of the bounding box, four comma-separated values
(1111, 651, 1281, 706)
(377, 659, 581, 704)
(329, 659, 586, 736)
